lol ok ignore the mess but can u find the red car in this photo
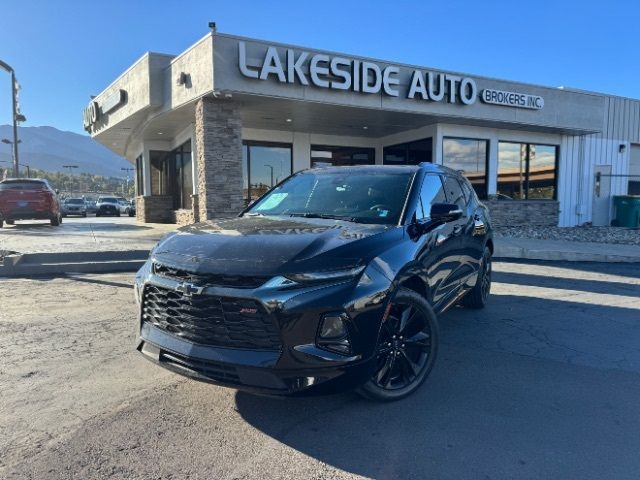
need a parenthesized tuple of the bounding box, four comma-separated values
(0, 178, 63, 228)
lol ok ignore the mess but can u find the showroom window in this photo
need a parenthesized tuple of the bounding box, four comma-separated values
(442, 137, 488, 199)
(135, 155, 144, 196)
(150, 150, 171, 196)
(149, 140, 194, 210)
(497, 142, 558, 200)
(242, 141, 293, 204)
(310, 145, 375, 167)
(173, 140, 193, 210)
(383, 138, 432, 165)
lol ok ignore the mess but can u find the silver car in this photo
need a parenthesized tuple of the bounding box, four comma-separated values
(62, 198, 87, 217)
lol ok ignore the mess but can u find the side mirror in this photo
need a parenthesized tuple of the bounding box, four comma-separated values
(430, 203, 463, 223)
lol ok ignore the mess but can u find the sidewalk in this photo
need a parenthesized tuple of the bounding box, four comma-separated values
(495, 235, 640, 263)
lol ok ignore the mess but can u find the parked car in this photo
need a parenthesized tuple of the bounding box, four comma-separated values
(85, 200, 98, 214)
(127, 199, 136, 217)
(0, 178, 62, 227)
(62, 198, 87, 217)
(116, 197, 130, 215)
(95, 196, 121, 217)
(134, 164, 493, 401)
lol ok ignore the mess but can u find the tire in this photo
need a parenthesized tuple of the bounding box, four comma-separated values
(82, 212, 87, 217)
(50, 213, 61, 226)
(116, 211, 121, 217)
(357, 288, 439, 402)
(0, 218, 3, 228)
(461, 246, 492, 309)
(6, 219, 14, 225)
(128, 211, 134, 217)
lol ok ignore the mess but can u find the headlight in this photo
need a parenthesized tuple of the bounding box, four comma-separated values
(284, 265, 366, 284)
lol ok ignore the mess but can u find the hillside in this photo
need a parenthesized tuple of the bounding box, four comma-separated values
(0, 125, 132, 177)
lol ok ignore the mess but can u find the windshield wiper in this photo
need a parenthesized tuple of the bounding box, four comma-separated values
(288, 212, 363, 223)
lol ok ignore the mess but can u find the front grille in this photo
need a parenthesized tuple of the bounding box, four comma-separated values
(142, 284, 281, 350)
(153, 262, 268, 289)
(159, 350, 241, 383)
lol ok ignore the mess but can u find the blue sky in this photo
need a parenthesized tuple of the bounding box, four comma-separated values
(1, 0, 639, 135)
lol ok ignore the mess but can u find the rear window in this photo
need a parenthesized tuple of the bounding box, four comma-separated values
(66, 199, 84, 204)
(99, 197, 118, 203)
(0, 180, 47, 191)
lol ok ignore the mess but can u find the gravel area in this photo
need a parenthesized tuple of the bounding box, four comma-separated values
(496, 226, 640, 246)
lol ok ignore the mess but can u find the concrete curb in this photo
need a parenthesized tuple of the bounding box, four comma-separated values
(494, 245, 640, 263)
(0, 250, 149, 277)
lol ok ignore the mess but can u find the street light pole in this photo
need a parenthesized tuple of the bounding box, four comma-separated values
(121, 167, 134, 196)
(62, 164, 78, 193)
(0, 60, 25, 178)
(264, 164, 274, 187)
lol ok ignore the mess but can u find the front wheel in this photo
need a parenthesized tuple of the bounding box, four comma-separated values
(461, 246, 492, 309)
(357, 288, 439, 402)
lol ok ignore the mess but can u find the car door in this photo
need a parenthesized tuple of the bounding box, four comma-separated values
(413, 173, 459, 309)
(441, 175, 477, 288)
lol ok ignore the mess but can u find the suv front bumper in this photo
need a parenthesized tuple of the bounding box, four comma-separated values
(135, 260, 393, 395)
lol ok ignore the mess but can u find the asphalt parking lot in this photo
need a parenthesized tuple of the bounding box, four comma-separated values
(1, 260, 639, 479)
(0, 216, 175, 254)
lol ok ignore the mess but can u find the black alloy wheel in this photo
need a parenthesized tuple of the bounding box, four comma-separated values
(461, 246, 492, 309)
(358, 288, 439, 402)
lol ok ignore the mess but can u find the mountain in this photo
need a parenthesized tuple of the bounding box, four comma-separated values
(0, 125, 132, 177)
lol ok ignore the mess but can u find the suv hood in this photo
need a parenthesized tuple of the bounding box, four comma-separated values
(152, 216, 399, 276)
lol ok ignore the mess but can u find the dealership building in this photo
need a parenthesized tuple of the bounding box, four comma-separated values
(85, 28, 640, 227)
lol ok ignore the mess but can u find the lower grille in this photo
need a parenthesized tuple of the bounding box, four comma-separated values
(142, 284, 281, 350)
(159, 350, 241, 383)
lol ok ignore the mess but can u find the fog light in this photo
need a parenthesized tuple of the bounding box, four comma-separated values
(317, 314, 351, 355)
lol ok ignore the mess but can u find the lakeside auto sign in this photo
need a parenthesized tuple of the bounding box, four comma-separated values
(83, 89, 126, 132)
(238, 41, 544, 110)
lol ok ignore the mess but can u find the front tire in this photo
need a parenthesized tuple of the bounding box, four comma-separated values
(461, 246, 492, 309)
(357, 288, 439, 402)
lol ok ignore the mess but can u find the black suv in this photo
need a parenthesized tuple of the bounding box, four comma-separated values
(135, 164, 493, 401)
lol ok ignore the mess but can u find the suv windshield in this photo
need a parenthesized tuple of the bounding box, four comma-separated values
(65, 199, 84, 204)
(0, 180, 46, 190)
(246, 170, 414, 225)
(99, 197, 118, 203)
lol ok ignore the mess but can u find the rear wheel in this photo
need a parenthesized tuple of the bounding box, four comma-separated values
(50, 213, 61, 226)
(116, 211, 121, 217)
(0, 218, 3, 228)
(357, 288, 439, 402)
(461, 246, 492, 309)
(6, 219, 14, 225)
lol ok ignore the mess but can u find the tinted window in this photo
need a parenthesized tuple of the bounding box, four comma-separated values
(247, 171, 414, 225)
(442, 137, 488, 198)
(459, 178, 474, 203)
(416, 174, 447, 220)
(100, 197, 118, 203)
(66, 199, 84, 204)
(0, 180, 46, 190)
(442, 176, 466, 209)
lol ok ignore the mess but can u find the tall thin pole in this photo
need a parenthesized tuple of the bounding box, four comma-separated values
(10, 70, 19, 178)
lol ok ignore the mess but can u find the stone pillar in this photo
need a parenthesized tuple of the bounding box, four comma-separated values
(194, 97, 244, 220)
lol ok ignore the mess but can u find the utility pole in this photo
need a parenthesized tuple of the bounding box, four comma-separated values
(62, 165, 78, 193)
(264, 164, 274, 187)
(0, 60, 27, 178)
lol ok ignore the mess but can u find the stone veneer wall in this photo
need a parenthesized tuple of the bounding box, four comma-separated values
(194, 97, 244, 220)
(484, 200, 559, 227)
(174, 209, 194, 226)
(136, 195, 174, 223)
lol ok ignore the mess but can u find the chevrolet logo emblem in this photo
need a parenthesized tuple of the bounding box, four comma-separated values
(175, 282, 204, 297)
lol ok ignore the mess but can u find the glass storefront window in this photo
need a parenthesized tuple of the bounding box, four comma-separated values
(135, 155, 144, 196)
(243, 142, 292, 204)
(383, 138, 432, 165)
(310, 145, 375, 167)
(497, 142, 557, 200)
(149, 140, 193, 210)
(442, 137, 488, 199)
(174, 141, 193, 210)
